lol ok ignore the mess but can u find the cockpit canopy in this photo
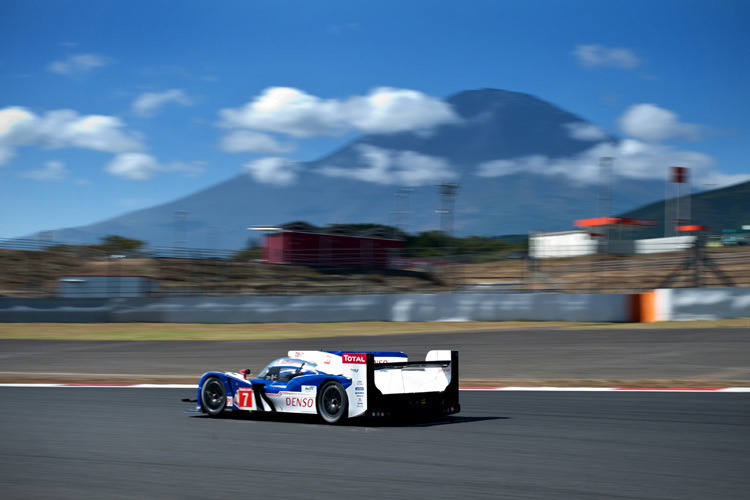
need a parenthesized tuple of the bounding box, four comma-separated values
(257, 357, 318, 383)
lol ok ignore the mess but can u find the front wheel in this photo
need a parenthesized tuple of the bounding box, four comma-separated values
(200, 376, 227, 417)
(317, 382, 348, 424)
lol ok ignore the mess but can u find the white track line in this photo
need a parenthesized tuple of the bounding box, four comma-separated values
(0, 383, 747, 392)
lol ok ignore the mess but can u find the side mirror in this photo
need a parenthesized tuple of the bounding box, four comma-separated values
(240, 368, 253, 380)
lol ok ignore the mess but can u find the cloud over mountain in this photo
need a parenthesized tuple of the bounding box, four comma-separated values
(218, 87, 460, 138)
(319, 145, 457, 186)
(243, 157, 300, 186)
(618, 103, 701, 142)
(219, 130, 295, 154)
(476, 139, 719, 185)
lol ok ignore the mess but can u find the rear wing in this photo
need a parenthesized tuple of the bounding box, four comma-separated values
(356, 350, 460, 418)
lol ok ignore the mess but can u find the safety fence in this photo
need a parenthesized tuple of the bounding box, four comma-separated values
(1, 238, 749, 298)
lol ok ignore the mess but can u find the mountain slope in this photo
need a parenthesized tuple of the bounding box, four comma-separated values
(619, 180, 750, 238)
(35, 89, 669, 249)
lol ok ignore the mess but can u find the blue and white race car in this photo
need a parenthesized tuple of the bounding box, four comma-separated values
(196, 350, 460, 424)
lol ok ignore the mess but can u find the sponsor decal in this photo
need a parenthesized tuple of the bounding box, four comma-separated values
(226, 396, 233, 407)
(342, 353, 366, 364)
(285, 396, 314, 408)
(350, 368, 359, 373)
(355, 386, 364, 391)
(301, 385, 317, 394)
(236, 388, 253, 409)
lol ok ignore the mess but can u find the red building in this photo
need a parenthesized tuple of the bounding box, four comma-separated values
(256, 222, 405, 269)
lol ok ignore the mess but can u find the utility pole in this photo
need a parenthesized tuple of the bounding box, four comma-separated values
(597, 157, 614, 253)
(394, 188, 412, 234)
(435, 182, 459, 256)
(173, 210, 189, 252)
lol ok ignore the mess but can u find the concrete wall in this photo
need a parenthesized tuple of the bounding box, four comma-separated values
(3, 288, 746, 323)
(0, 293, 633, 323)
(0, 298, 112, 323)
(653, 287, 750, 321)
(389, 293, 630, 322)
(109, 295, 388, 323)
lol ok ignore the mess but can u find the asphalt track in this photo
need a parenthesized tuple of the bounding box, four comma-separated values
(1, 327, 749, 384)
(0, 387, 747, 499)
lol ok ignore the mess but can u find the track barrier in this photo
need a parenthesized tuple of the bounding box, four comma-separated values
(1, 288, 747, 323)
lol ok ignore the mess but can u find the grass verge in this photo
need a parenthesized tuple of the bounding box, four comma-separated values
(0, 318, 747, 340)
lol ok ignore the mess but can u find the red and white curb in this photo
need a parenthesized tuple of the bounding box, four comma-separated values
(0, 383, 748, 392)
(461, 387, 750, 392)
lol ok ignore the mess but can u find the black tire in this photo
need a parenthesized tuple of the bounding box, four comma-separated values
(200, 376, 227, 417)
(317, 381, 348, 424)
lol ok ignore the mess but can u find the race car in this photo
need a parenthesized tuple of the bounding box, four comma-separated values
(195, 350, 459, 424)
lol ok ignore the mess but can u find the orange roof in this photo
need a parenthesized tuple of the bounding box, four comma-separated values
(676, 225, 709, 232)
(575, 217, 659, 228)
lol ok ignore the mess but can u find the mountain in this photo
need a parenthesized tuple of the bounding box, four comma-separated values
(34, 89, 674, 249)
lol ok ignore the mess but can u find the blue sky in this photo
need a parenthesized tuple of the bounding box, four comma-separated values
(1, 0, 749, 239)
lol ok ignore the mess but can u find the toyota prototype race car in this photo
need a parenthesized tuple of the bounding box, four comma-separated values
(195, 350, 460, 424)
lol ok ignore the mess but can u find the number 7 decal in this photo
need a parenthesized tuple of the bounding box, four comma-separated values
(236, 388, 254, 410)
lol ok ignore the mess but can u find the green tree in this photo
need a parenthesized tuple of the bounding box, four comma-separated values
(233, 237, 263, 261)
(95, 235, 147, 254)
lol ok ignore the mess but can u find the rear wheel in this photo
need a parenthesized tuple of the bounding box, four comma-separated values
(200, 377, 227, 417)
(317, 382, 348, 424)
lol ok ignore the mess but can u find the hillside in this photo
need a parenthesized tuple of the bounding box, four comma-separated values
(620, 180, 750, 238)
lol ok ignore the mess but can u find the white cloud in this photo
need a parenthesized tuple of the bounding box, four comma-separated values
(243, 157, 301, 186)
(48, 53, 112, 76)
(162, 160, 206, 177)
(0, 107, 144, 164)
(132, 89, 193, 117)
(104, 154, 205, 181)
(0, 147, 14, 165)
(476, 139, 733, 186)
(218, 86, 459, 138)
(341, 88, 459, 134)
(0, 107, 35, 136)
(0, 107, 35, 164)
(618, 103, 701, 142)
(105, 153, 161, 180)
(219, 130, 295, 154)
(19, 160, 69, 181)
(564, 122, 609, 141)
(573, 44, 643, 69)
(319, 145, 457, 186)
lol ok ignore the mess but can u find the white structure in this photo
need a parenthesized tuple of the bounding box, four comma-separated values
(529, 230, 600, 258)
(58, 275, 158, 298)
(530, 231, 695, 259)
